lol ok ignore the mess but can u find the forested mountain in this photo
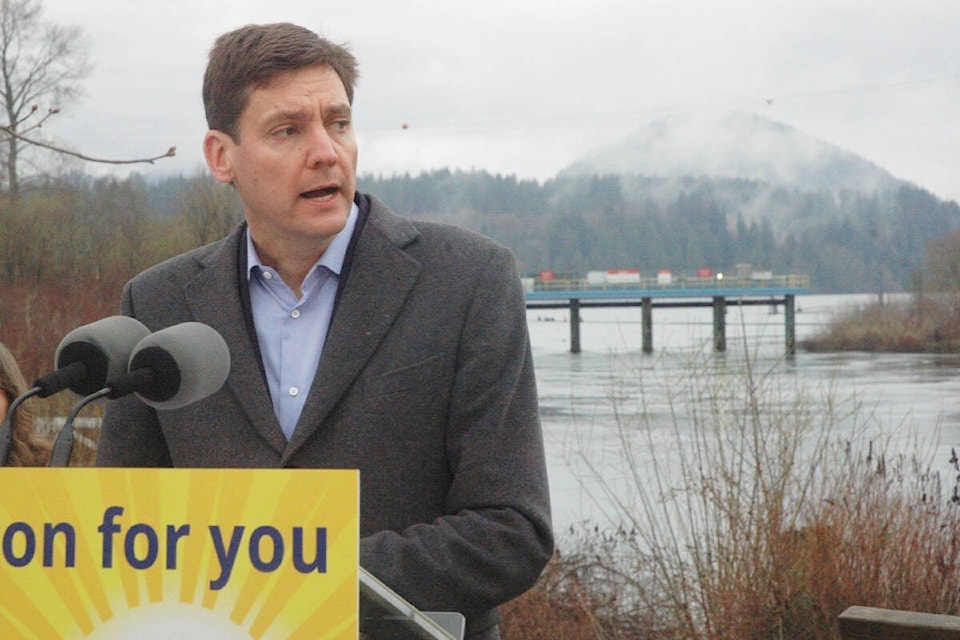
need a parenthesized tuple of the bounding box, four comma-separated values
(5, 113, 956, 295)
(360, 113, 960, 293)
(561, 112, 900, 195)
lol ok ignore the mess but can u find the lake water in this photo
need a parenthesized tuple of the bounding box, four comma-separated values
(528, 293, 960, 531)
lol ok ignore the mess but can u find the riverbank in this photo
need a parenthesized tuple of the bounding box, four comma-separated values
(503, 340, 960, 639)
(800, 294, 960, 353)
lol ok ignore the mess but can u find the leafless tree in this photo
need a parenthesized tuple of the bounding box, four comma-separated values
(0, 0, 173, 196)
(925, 229, 960, 296)
(0, 0, 89, 194)
(177, 171, 243, 246)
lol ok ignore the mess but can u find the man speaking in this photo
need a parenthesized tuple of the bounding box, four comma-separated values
(96, 22, 553, 639)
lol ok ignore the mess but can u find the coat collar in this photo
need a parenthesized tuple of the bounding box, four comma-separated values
(180, 195, 422, 460)
(283, 195, 422, 460)
(183, 225, 288, 454)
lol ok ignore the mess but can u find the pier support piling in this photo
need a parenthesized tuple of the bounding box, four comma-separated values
(528, 288, 805, 356)
(642, 297, 653, 354)
(785, 294, 796, 355)
(569, 298, 581, 354)
(712, 296, 727, 352)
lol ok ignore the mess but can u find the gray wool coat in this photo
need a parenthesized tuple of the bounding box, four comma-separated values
(97, 193, 554, 639)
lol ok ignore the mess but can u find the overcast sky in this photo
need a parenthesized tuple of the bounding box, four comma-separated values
(36, 0, 960, 202)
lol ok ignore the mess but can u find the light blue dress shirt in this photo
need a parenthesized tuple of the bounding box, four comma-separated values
(246, 204, 359, 439)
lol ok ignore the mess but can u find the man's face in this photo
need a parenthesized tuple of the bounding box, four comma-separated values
(204, 64, 358, 258)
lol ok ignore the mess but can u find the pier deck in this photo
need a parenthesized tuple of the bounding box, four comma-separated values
(524, 275, 810, 354)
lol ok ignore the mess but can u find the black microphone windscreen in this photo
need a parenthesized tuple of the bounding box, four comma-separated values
(37, 316, 150, 397)
(125, 322, 230, 410)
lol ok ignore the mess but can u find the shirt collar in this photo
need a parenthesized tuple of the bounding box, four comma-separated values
(246, 202, 360, 281)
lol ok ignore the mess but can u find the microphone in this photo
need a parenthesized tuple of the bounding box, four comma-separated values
(48, 322, 230, 466)
(36, 316, 152, 397)
(0, 316, 149, 466)
(108, 321, 231, 410)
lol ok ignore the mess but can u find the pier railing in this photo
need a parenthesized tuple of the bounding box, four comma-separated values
(528, 273, 810, 294)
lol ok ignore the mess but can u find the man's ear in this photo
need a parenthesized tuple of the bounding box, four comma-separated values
(203, 130, 236, 184)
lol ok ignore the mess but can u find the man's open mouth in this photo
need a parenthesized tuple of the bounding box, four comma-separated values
(301, 186, 338, 199)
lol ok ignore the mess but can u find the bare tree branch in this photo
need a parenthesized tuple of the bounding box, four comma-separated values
(11, 102, 47, 130)
(0, 120, 176, 164)
(0, 0, 92, 192)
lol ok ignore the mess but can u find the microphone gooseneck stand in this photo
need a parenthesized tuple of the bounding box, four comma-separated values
(48, 388, 111, 467)
(0, 386, 43, 466)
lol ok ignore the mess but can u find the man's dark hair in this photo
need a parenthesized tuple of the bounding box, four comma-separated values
(203, 22, 359, 140)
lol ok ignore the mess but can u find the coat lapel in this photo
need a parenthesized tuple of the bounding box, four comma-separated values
(183, 228, 288, 455)
(283, 199, 422, 458)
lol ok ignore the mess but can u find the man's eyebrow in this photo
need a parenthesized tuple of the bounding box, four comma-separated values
(325, 103, 352, 118)
(262, 108, 311, 127)
(262, 103, 351, 125)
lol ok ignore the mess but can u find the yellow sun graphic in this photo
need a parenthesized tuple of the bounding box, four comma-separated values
(0, 468, 358, 639)
(87, 602, 251, 638)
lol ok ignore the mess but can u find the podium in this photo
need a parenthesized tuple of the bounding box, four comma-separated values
(0, 467, 465, 639)
(360, 566, 465, 639)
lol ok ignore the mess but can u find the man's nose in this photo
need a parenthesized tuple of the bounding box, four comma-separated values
(307, 127, 338, 166)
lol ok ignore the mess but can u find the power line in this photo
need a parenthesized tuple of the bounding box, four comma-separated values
(360, 75, 960, 135)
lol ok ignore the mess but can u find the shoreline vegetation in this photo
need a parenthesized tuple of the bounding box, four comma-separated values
(800, 293, 960, 353)
(7, 279, 960, 638)
(502, 296, 960, 639)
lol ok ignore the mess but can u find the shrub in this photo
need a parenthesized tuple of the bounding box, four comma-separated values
(802, 296, 960, 353)
(504, 345, 960, 640)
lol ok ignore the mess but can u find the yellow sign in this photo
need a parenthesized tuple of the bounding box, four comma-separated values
(0, 468, 359, 639)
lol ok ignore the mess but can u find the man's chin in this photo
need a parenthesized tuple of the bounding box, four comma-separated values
(304, 209, 350, 239)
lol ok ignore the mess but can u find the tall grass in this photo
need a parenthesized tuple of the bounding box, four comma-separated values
(802, 295, 960, 352)
(1, 276, 124, 465)
(1, 276, 126, 418)
(6, 277, 960, 627)
(503, 342, 960, 639)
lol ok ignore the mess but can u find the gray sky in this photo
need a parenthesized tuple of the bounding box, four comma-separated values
(37, 0, 960, 202)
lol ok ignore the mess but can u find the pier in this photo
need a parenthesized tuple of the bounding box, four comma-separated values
(524, 274, 810, 355)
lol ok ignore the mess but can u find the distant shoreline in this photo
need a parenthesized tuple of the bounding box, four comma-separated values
(800, 294, 960, 353)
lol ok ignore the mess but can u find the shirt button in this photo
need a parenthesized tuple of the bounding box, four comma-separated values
(289, 387, 299, 397)
(291, 309, 301, 319)
(263, 271, 273, 280)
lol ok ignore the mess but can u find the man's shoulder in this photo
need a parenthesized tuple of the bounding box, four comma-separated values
(364, 193, 509, 257)
(129, 230, 237, 288)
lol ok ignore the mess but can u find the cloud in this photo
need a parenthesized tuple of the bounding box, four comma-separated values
(33, 0, 960, 202)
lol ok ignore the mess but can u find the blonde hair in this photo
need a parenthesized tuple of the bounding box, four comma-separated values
(0, 343, 49, 466)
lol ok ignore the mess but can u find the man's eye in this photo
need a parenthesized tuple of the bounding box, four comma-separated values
(274, 126, 298, 137)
